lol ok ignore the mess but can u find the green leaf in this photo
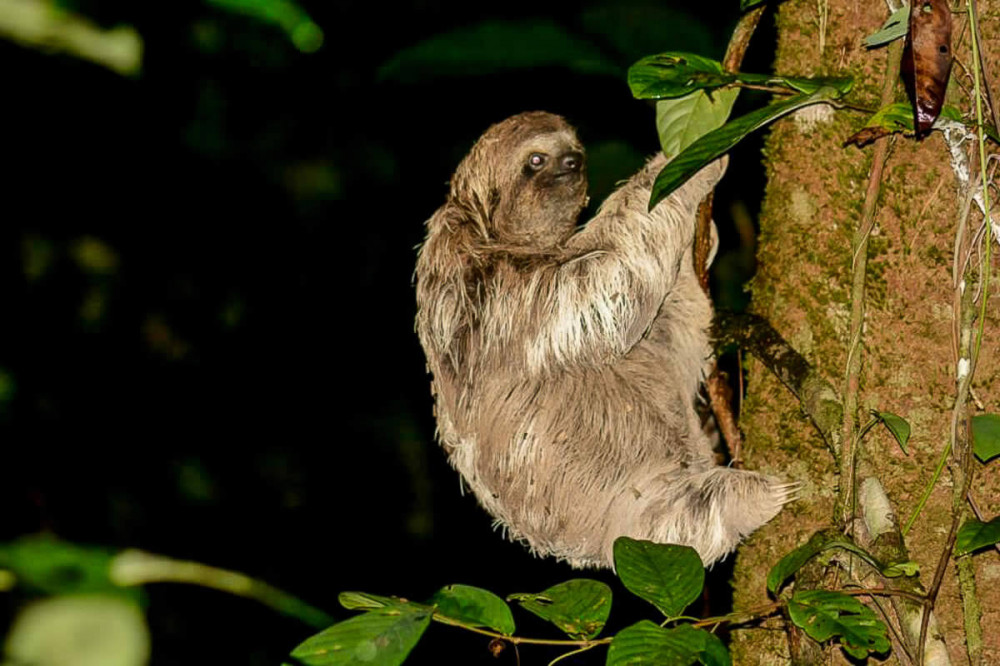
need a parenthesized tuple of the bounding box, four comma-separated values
(607, 621, 731, 666)
(873, 410, 910, 453)
(864, 5, 910, 48)
(740, 0, 766, 10)
(508, 579, 611, 640)
(205, 0, 324, 52)
(955, 517, 1000, 556)
(613, 538, 704, 617)
(881, 560, 920, 577)
(788, 590, 890, 659)
(378, 20, 619, 83)
(339, 592, 416, 611)
(628, 52, 731, 99)
(428, 584, 515, 635)
(767, 530, 882, 595)
(628, 52, 851, 100)
(656, 89, 739, 160)
(650, 87, 843, 210)
(0, 536, 138, 601)
(972, 414, 1000, 463)
(848, 103, 1000, 146)
(288, 607, 431, 666)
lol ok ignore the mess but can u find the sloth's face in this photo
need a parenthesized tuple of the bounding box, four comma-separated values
(495, 125, 588, 249)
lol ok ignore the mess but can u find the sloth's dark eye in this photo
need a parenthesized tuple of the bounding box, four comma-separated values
(527, 153, 547, 170)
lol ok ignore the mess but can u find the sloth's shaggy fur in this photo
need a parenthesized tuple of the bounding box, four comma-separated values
(415, 111, 793, 568)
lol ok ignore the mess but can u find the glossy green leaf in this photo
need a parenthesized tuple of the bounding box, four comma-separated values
(428, 584, 515, 635)
(628, 52, 731, 99)
(864, 5, 910, 48)
(972, 414, 1000, 463)
(656, 89, 739, 160)
(955, 517, 1000, 556)
(508, 579, 611, 640)
(629, 52, 851, 101)
(788, 590, 890, 659)
(613, 538, 704, 617)
(0, 536, 138, 601)
(287, 607, 431, 666)
(873, 410, 910, 453)
(206, 0, 324, 52)
(767, 529, 881, 595)
(881, 560, 920, 577)
(378, 20, 619, 83)
(607, 621, 730, 666)
(650, 87, 843, 210)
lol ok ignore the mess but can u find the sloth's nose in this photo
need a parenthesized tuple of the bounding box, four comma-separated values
(561, 152, 583, 172)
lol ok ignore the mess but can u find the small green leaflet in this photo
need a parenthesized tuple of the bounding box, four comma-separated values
(872, 409, 910, 453)
(427, 584, 515, 635)
(767, 529, 882, 595)
(649, 87, 844, 210)
(863, 5, 910, 48)
(613, 538, 704, 617)
(787, 590, 890, 660)
(286, 606, 432, 666)
(740, 0, 766, 10)
(847, 103, 1000, 147)
(955, 517, 1000, 556)
(972, 414, 1000, 463)
(881, 560, 920, 577)
(507, 579, 611, 640)
(607, 621, 730, 666)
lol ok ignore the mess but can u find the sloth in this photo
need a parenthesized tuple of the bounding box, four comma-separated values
(415, 111, 794, 568)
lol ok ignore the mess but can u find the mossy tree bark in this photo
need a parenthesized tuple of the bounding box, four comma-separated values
(730, 2, 1000, 663)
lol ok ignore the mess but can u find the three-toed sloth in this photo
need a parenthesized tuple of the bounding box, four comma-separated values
(415, 111, 793, 568)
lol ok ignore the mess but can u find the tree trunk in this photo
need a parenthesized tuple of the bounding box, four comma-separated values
(731, 2, 1000, 664)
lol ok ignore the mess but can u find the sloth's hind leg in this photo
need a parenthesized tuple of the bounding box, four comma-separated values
(610, 467, 796, 567)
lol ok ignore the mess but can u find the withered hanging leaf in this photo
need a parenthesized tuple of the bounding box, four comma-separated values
(901, 0, 953, 135)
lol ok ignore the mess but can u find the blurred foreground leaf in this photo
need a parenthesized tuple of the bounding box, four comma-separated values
(4, 596, 150, 666)
(0, 0, 141, 75)
(206, 0, 323, 52)
(378, 20, 619, 83)
(0, 536, 137, 600)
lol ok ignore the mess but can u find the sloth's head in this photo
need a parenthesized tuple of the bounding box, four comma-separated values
(450, 111, 588, 249)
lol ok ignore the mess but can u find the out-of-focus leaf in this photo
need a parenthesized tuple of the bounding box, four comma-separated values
(607, 621, 730, 666)
(206, 0, 323, 52)
(767, 529, 881, 595)
(287, 607, 431, 666)
(613, 538, 704, 617)
(788, 590, 890, 659)
(0, 1, 141, 75)
(650, 87, 843, 210)
(902, 0, 953, 135)
(428, 584, 515, 635)
(0, 536, 138, 601)
(740, 0, 766, 9)
(872, 410, 910, 453)
(656, 89, 739, 160)
(973, 414, 1000, 463)
(581, 5, 712, 63)
(508, 579, 611, 640)
(864, 5, 910, 48)
(4, 596, 150, 666)
(956, 517, 1000, 555)
(378, 20, 619, 83)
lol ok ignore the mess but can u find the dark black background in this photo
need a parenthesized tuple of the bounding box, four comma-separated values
(1, 1, 772, 663)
